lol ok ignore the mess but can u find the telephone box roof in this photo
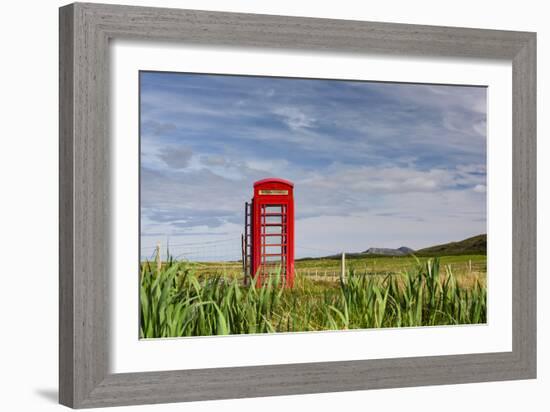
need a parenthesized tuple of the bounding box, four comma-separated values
(253, 177, 294, 188)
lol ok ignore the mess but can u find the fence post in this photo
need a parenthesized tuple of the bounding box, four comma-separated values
(156, 242, 162, 273)
(341, 252, 346, 284)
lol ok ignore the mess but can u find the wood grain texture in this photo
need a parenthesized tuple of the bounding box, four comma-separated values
(512, 35, 537, 374)
(59, 2, 537, 408)
(59, 4, 74, 406)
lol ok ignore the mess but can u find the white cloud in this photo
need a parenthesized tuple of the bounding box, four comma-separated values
(272, 106, 316, 131)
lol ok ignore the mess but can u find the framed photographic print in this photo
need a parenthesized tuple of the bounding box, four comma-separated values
(59, 2, 536, 408)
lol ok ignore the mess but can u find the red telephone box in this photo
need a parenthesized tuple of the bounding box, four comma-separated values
(243, 178, 295, 287)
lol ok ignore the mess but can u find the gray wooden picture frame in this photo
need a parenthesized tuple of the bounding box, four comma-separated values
(59, 2, 536, 408)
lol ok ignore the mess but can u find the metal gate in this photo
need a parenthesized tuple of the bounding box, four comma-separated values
(242, 201, 252, 284)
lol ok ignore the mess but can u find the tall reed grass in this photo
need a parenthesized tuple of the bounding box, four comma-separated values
(140, 257, 486, 338)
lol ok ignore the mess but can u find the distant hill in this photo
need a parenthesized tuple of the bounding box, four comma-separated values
(295, 234, 487, 261)
(415, 234, 486, 256)
(362, 246, 415, 257)
(298, 246, 416, 261)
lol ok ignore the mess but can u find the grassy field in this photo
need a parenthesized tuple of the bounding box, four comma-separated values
(140, 254, 487, 338)
(183, 254, 486, 289)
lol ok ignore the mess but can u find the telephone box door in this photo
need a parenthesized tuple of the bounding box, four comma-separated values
(250, 178, 294, 287)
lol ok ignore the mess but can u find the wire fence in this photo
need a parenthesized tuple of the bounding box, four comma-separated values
(140, 237, 352, 282)
(141, 237, 343, 263)
(141, 237, 242, 262)
(140, 235, 483, 285)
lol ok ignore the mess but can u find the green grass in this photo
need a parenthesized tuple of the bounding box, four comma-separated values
(140, 256, 487, 338)
(184, 254, 486, 290)
(416, 234, 487, 256)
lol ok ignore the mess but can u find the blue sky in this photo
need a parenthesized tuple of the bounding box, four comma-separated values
(140, 72, 486, 260)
